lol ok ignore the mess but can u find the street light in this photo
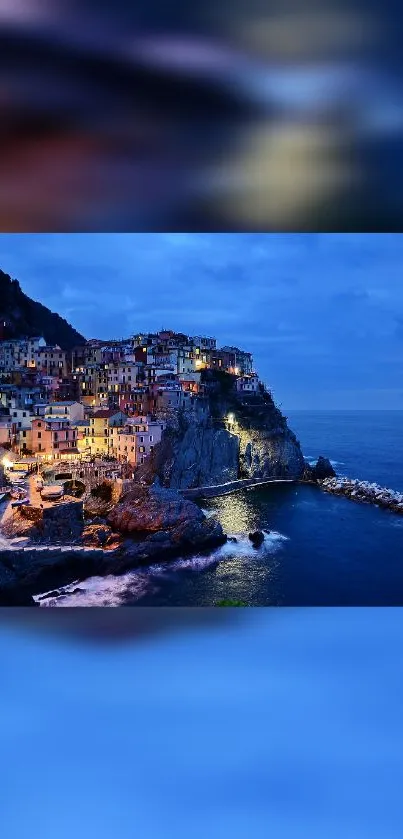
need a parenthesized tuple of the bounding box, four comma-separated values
(227, 413, 235, 429)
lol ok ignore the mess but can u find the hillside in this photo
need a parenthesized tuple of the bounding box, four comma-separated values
(0, 269, 86, 349)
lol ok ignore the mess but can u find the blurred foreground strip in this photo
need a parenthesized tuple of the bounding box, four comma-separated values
(1, 1, 403, 230)
(0, 606, 249, 644)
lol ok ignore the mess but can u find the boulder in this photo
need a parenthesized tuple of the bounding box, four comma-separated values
(106, 482, 226, 561)
(304, 456, 336, 482)
(82, 523, 123, 550)
(249, 530, 265, 547)
(107, 483, 205, 534)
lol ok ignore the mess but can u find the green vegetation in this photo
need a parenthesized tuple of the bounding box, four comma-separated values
(215, 599, 247, 607)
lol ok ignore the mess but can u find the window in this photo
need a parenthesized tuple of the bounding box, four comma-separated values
(140, 436, 144, 443)
(149, 435, 153, 442)
(37, 432, 42, 439)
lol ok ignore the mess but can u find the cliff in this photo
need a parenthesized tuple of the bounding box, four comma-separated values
(135, 370, 305, 488)
(0, 269, 86, 349)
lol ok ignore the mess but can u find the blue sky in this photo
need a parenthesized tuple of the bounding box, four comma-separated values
(0, 233, 401, 409)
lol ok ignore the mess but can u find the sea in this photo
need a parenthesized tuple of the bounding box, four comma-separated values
(36, 410, 403, 607)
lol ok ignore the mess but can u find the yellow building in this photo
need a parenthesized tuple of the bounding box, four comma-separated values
(70, 420, 91, 456)
(18, 427, 33, 455)
(87, 410, 127, 457)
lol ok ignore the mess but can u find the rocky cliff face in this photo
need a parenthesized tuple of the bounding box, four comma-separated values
(135, 371, 305, 488)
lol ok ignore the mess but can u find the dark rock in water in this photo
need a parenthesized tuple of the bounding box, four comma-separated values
(263, 530, 271, 536)
(314, 457, 336, 479)
(228, 536, 238, 543)
(303, 456, 336, 482)
(249, 530, 265, 547)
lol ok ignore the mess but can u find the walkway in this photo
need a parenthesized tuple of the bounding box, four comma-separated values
(182, 477, 297, 500)
(0, 542, 107, 556)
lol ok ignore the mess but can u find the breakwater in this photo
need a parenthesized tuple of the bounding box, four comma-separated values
(319, 477, 403, 514)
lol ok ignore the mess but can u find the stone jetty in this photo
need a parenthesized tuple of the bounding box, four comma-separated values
(319, 477, 403, 514)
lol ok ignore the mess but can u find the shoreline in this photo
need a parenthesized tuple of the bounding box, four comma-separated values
(2, 471, 403, 605)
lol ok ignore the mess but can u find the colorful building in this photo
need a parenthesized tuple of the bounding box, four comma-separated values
(31, 418, 79, 461)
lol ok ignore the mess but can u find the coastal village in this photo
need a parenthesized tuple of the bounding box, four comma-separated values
(0, 329, 257, 485)
(1, 326, 403, 606)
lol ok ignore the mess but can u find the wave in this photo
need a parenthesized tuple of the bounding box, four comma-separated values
(35, 529, 289, 607)
(34, 570, 158, 608)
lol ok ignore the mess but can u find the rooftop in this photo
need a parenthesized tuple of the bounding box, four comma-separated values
(46, 401, 78, 407)
(93, 409, 123, 418)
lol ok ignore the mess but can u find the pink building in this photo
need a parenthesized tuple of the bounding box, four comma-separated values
(31, 417, 79, 460)
(116, 418, 165, 466)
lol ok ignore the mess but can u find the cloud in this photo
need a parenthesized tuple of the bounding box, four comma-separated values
(0, 232, 402, 408)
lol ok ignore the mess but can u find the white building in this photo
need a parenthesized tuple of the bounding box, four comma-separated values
(236, 374, 260, 394)
(44, 401, 85, 423)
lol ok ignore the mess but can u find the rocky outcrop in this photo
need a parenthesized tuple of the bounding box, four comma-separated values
(0, 482, 226, 603)
(107, 481, 226, 564)
(303, 456, 336, 482)
(134, 371, 305, 488)
(82, 522, 123, 550)
(83, 479, 125, 518)
(2, 498, 84, 544)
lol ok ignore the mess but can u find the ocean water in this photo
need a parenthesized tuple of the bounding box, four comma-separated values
(37, 410, 403, 607)
(289, 410, 403, 492)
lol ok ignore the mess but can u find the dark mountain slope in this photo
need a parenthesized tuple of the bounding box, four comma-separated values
(0, 269, 86, 349)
